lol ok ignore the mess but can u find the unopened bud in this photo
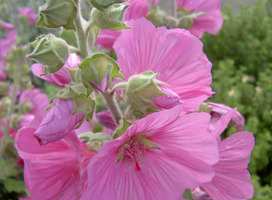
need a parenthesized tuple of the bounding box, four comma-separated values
(28, 34, 70, 74)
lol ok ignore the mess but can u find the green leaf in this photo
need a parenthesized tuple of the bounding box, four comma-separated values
(89, 0, 125, 11)
(182, 189, 193, 200)
(113, 119, 131, 139)
(73, 94, 95, 118)
(4, 178, 27, 193)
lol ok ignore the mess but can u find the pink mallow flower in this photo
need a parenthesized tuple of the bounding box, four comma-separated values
(81, 105, 219, 200)
(207, 102, 245, 131)
(114, 18, 213, 112)
(1, 22, 14, 31)
(15, 127, 94, 200)
(194, 109, 255, 200)
(18, 7, 36, 26)
(19, 89, 50, 128)
(31, 53, 81, 87)
(0, 30, 17, 80)
(34, 99, 84, 145)
(95, 0, 149, 50)
(177, 0, 223, 38)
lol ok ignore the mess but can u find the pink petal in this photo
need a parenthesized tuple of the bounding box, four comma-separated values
(15, 127, 94, 200)
(34, 99, 84, 145)
(114, 18, 213, 112)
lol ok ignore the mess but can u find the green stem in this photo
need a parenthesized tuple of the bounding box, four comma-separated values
(75, 0, 89, 58)
(102, 92, 123, 127)
(0, 62, 20, 158)
(170, 0, 177, 18)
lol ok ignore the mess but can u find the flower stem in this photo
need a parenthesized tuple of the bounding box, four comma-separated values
(0, 62, 20, 158)
(102, 92, 123, 127)
(170, 0, 177, 18)
(75, 0, 89, 59)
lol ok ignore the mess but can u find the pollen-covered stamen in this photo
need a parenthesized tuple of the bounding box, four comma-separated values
(118, 136, 147, 171)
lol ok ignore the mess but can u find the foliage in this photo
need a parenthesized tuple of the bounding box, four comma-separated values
(202, 0, 272, 198)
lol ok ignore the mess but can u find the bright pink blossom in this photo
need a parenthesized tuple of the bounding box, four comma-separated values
(82, 105, 219, 200)
(15, 127, 94, 200)
(114, 18, 213, 112)
(18, 89, 49, 128)
(31, 53, 80, 87)
(34, 99, 84, 145)
(1, 22, 14, 31)
(0, 30, 17, 80)
(95, 0, 149, 50)
(152, 85, 183, 109)
(177, 0, 223, 38)
(200, 131, 255, 200)
(18, 7, 36, 26)
(207, 102, 245, 131)
(96, 110, 116, 130)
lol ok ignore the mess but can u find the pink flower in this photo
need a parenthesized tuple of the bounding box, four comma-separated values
(95, 0, 149, 50)
(96, 110, 116, 130)
(194, 109, 255, 200)
(200, 131, 255, 200)
(0, 30, 17, 80)
(18, 7, 36, 26)
(1, 22, 14, 31)
(15, 127, 94, 200)
(34, 99, 84, 145)
(207, 102, 245, 131)
(82, 105, 219, 200)
(31, 53, 80, 87)
(19, 89, 50, 128)
(149, 0, 159, 6)
(152, 85, 183, 109)
(114, 18, 213, 112)
(177, 0, 223, 38)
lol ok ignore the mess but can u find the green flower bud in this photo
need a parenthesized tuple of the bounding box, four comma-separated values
(88, 0, 125, 11)
(37, 0, 77, 30)
(146, 10, 168, 27)
(91, 4, 129, 30)
(80, 54, 123, 93)
(28, 34, 70, 74)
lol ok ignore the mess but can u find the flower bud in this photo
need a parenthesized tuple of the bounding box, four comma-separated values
(125, 71, 183, 118)
(80, 54, 123, 93)
(96, 110, 116, 130)
(28, 34, 70, 74)
(36, 0, 77, 30)
(34, 99, 84, 145)
(152, 85, 183, 109)
(91, 4, 129, 30)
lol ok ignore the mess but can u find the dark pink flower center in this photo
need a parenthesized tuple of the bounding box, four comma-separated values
(118, 136, 146, 171)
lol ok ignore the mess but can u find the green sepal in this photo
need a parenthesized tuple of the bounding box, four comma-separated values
(182, 189, 193, 200)
(37, 0, 77, 30)
(199, 103, 213, 113)
(4, 178, 27, 193)
(28, 34, 69, 74)
(89, 0, 125, 11)
(67, 68, 82, 83)
(80, 53, 124, 92)
(91, 4, 129, 30)
(138, 135, 161, 149)
(61, 28, 78, 47)
(125, 71, 166, 117)
(113, 119, 132, 139)
(73, 94, 96, 120)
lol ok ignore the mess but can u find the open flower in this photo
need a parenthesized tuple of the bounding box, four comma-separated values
(195, 109, 255, 200)
(82, 105, 219, 200)
(114, 18, 213, 112)
(15, 127, 94, 200)
(177, 0, 223, 38)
